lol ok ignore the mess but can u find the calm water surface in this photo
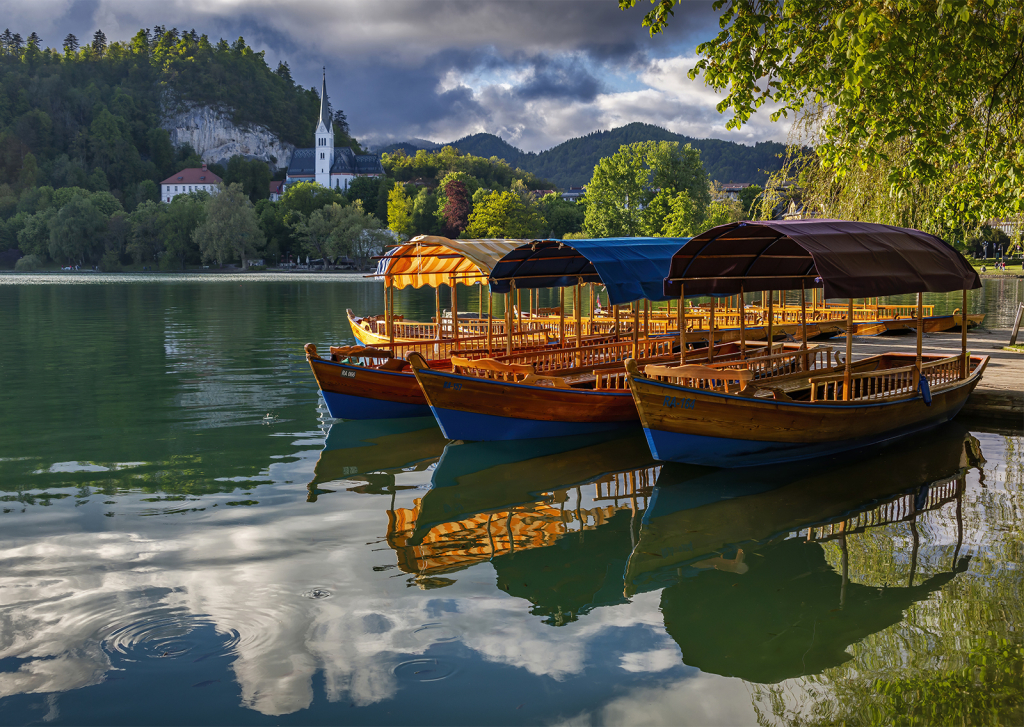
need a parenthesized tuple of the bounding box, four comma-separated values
(0, 275, 1021, 726)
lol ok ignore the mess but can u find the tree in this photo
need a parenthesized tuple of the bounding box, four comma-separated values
(387, 185, 413, 238)
(193, 183, 265, 268)
(26, 33, 42, 50)
(411, 187, 440, 236)
(333, 109, 350, 136)
(91, 30, 107, 58)
(291, 203, 341, 269)
(737, 185, 763, 220)
(17, 209, 55, 258)
(127, 201, 163, 264)
(327, 202, 393, 267)
(223, 155, 271, 203)
(161, 193, 206, 269)
(440, 179, 472, 237)
(619, 0, 1024, 229)
(582, 141, 710, 238)
(538, 193, 585, 239)
(465, 191, 544, 239)
(661, 191, 700, 238)
(279, 181, 344, 218)
(49, 196, 108, 264)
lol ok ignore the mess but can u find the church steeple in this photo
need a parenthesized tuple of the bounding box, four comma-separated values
(315, 66, 334, 188)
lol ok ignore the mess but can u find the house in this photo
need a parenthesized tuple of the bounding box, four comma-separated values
(269, 180, 285, 202)
(720, 183, 751, 200)
(161, 164, 221, 203)
(529, 189, 558, 200)
(561, 187, 585, 203)
(284, 69, 384, 192)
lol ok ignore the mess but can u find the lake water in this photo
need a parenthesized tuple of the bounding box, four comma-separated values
(0, 275, 1021, 726)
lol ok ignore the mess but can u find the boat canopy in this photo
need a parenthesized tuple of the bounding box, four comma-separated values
(489, 237, 688, 305)
(374, 236, 525, 289)
(663, 220, 981, 298)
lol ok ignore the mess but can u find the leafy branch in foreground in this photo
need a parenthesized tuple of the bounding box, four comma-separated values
(620, 0, 1024, 229)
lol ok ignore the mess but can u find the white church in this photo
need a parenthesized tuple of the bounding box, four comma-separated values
(284, 70, 384, 191)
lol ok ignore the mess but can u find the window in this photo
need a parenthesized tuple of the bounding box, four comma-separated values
(174, 186, 178, 192)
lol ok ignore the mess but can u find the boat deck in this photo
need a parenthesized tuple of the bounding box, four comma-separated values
(849, 327, 1022, 424)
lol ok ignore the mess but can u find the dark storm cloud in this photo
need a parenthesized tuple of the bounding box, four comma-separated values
(11, 0, 787, 150)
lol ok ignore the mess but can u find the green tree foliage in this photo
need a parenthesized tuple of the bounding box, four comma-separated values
(620, 0, 1024, 228)
(387, 185, 413, 239)
(161, 193, 207, 269)
(223, 155, 271, 203)
(582, 141, 711, 238)
(127, 201, 163, 265)
(738, 185, 763, 220)
(465, 191, 544, 239)
(48, 196, 108, 264)
(278, 181, 345, 218)
(411, 187, 440, 236)
(291, 201, 391, 268)
(537, 193, 585, 239)
(193, 183, 265, 268)
(383, 146, 550, 191)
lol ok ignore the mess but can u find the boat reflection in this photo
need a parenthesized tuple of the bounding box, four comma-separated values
(382, 421, 980, 665)
(306, 417, 446, 501)
(386, 431, 662, 615)
(630, 422, 979, 683)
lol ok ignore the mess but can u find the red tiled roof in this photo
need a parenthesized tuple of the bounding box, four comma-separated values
(160, 168, 223, 185)
(269, 180, 284, 194)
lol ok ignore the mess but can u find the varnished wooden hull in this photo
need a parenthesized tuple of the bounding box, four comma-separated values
(412, 367, 638, 441)
(627, 355, 988, 467)
(308, 356, 432, 419)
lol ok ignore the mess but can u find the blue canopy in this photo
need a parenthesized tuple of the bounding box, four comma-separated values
(489, 237, 688, 305)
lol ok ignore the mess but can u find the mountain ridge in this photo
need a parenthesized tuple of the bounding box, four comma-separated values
(377, 123, 786, 189)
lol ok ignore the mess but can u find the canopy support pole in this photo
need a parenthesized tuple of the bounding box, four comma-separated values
(708, 296, 716, 364)
(451, 277, 459, 348)
(479, 283, 483, 320)
(643, 299, 649, 338)
(529, 289, 533, 320)
(436, 286, 442, 340)
(632, 304, 640, 359)
(800, 281, 809, 371)
(516, 288, 522, 337)
(844, 298, 853, 401)
(961, 288, 969, 379)
(505, 286, 514, 356)
(679, 286, 686, 365)
(487, 291, 493, 355)
(575, 280, 583, 366)
(386, 278, 395, 350)
(916, 291, 924, 372)
(613, 305, 620, 341)
(767, 292, 774, 349)
(588, 284, 594, 336)
(559, 287, 566, 348)
(738, 283, 746, 359)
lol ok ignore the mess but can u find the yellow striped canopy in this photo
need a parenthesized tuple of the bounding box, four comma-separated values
(377, 235, 526, 289)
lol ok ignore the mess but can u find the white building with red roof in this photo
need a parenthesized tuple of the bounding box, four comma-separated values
(269, 180, 285, 202)
(160, 164, 222, 203)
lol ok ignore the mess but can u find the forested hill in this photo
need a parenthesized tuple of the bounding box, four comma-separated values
(0, 28, 351, 206)
(382, 123, 787, 189)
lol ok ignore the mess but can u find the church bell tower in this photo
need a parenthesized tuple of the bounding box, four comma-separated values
(315, 68, 334, 188)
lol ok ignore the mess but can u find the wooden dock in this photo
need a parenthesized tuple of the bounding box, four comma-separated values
(847, 328, 1023, 427)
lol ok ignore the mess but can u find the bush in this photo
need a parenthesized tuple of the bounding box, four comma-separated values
(14, 254, 43, 271)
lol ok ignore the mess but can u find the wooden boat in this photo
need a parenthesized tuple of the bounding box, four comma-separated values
(409, 236, 844, 441)
(626, 219, 988, 467)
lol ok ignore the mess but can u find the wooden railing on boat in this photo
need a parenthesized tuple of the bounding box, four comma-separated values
(712, 346, 836, 379)
(807, 354, 964, 403)
(641, 363, 754, 394)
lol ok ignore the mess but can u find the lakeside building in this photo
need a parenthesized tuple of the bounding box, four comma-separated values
(160, 164, 222, 203)
(284, 70, 384, 192)
(269, 180, 284, 201)
(561, 187, 585, 203)
(721, 182, 752, 200)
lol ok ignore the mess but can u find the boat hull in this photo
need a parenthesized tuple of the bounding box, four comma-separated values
(412, 367, 637, 441)
(308, 357, 432, 419)
(628, 355, 988, 467)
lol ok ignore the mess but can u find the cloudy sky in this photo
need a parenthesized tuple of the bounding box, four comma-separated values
(6, 0, 791, 151)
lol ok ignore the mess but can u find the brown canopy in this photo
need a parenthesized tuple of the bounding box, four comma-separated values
(663, 220, 981, 298)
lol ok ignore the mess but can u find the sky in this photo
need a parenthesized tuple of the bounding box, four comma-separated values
(4, 0, 791, 152)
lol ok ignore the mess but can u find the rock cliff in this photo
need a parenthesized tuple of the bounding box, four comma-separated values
(162, 106, 295, 172)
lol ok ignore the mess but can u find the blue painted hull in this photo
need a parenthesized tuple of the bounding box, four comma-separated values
(429, 405, 634, 442)
(642, 398, 966, 468)
(322, 391, 432, 420)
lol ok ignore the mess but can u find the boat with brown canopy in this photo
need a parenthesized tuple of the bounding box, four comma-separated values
(624, 219, 989, 467)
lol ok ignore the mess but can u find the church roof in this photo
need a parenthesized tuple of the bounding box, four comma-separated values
(286, 147, 384, 177)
